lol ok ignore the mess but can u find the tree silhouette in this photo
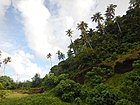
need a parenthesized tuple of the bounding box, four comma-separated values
(105, 4, 117, 23)
(66, 29, 76, 55)
(77, 21, 92, 49)
(3, 57, 11, 75)
(91, 12, 104, 34)
(47, 53, 52, 67)
(60, 52, 65, 61)
(56, 50, 65, 61)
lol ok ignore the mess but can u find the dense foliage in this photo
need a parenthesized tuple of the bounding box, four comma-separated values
(0, 1, 140, 105)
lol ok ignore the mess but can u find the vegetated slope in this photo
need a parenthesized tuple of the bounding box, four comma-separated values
(50, 7, 140, 83)
(0, 2, 140, 105)
(46, 5, 140, 105)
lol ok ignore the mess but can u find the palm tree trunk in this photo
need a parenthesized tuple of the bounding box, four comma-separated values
(70, 38, 76, 55)
(116, 21, 122, 33)
(50, 58, 52, 68)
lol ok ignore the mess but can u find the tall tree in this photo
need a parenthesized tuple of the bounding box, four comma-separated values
(66, 29, 73, 44)
(105, 4, 117, 23)
(3, 57, 11, 75)
(66, 29, 76, 55)
(31, 73, 42, 88)
(60, 52, 65, 61)
(91, 12, 104, 34)
(77, 21, 92, 49)
(56, 50, 61, 61)
(56, 50, 65, 61)
(46, 53, 52, 68)
(77, 21, 88, 34)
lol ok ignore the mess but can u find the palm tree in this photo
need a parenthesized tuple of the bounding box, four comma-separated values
(77, 21, 93, 49)
(60, 52, 65, 61)
(66, 29, 73, 43)
(66, 29, 76, 55)
(3, 57, 11, 75)
(56, 50, 61, 61)
(56, 50, 65, 61)
(46, 53, 52, 67)
(91, 12, 104, 34)
(77, 21, 88, 34)
(129, 0, 140, 8)
(105, 4, 117, 22)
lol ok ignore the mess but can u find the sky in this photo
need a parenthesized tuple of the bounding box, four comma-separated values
(0, 0, 129, 81)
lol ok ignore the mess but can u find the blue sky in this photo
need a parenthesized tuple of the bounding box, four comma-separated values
(0, 0, 129, 81)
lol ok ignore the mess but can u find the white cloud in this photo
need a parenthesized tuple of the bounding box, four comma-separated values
(0, 50, 46, 81)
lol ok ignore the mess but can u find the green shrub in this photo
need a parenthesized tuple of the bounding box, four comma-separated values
(54, 79, 81, 102)
(133, 60, 140, 69)
(86, 67, 114, 86)
(62, 92, 75, 102)
(0, 90, 10, 99)
(74, 97, 82, 105)
(120, 70, 140, 104)
(42, 73, 58, 89)
(0, 83, 4, 90)
(115, 99, 136, 105)
(86, 84, 121, 105)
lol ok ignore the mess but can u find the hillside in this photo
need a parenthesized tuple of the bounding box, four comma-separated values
(0, 1, 140, 105)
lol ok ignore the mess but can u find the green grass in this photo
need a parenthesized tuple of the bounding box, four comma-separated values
(0, 92, 75, 105)
(6, 91, 28, 98)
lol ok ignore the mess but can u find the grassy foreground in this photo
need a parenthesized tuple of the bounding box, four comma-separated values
(0, 92, 75, 105)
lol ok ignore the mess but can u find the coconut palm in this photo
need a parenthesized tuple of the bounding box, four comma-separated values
(56, 50, 65, 61)
(91, 12, 104, 34)
(56, 50, 61, 61)
(91, 12, 104, 27)
(60, 52, 65, 61)
(77, 21, 93, 49)
(66, 29, 76, 55)
(46, 53, 52, 67)
(77, 21, 88, 34)
(105, 4, 117, 22)
(66, 29, 73, 43)
(3, 57, 11, 75)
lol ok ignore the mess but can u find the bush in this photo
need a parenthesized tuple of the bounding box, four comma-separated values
(86, 84, 121, 105)
(74, 97, 82, 105)
(115, 99, 136, 105)
(62, 92, 75, 102)
(0, 83, 4, 90)
(120, 70, 140, 104)
(54, 79, 81, 102)
(86, 67, 114, 86)
(133, 60, 140, 69)
(0, 90, 10, 99)
(42, 73, 58, 89)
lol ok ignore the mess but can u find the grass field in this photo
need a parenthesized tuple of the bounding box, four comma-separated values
(0, 91, 75, 105)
